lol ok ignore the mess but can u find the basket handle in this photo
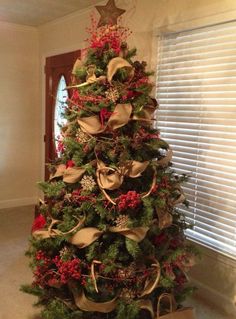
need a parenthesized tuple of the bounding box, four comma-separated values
(156, 293, 176, 318)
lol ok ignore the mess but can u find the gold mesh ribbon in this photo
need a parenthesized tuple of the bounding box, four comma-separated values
(50, 164, 86, 183)
(77, 103, 132, 135)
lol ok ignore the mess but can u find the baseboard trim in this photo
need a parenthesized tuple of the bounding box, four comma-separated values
(191, 277, 236, 316)
(0, 197, 37, 209)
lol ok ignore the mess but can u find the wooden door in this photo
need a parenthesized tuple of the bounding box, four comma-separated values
(44, 50, 80, 180)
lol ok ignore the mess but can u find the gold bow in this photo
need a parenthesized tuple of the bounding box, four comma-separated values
(50, 164, 86, 183)
(96, 159, 149, 191)
(69, 226, 149, 247)
(107, 57, 134, 83)
(68, 56, 133, 89)
(77, 103, 132, 135)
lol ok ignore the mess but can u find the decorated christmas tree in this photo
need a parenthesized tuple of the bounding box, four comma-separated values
(22, 2, 198, 318)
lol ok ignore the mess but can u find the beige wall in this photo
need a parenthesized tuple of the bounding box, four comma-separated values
(0, 22, 40, 208)
(38, 0, 236, 316)
(0, 0, 235, 314)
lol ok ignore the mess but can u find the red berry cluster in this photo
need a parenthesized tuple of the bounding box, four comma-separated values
(117, 191, 141, 211)
(54, 256, 85, 285)
(86, 15, 131, 55)
(71, 189, 95, 203)
(33, 251, 86, 287)
(33, 250, 54, 287)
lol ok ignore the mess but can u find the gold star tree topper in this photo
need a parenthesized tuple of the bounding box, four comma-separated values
(95, 0, 126, 28)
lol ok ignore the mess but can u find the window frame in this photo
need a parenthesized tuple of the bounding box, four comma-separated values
(155, 18, 236, 261)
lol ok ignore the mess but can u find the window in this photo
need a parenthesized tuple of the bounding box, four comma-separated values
(54, 75, 68, 157)
(156, 20, 236, 259)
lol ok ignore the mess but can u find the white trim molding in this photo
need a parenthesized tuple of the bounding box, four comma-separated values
(0, 197, 37, 210)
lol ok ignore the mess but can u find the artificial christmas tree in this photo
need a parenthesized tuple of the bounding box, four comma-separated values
(22, 4, 198, 319)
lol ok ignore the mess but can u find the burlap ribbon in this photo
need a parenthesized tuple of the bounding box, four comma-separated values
(156, 209, 173, 230)
(33, 216, 85, 239)
(168, 186, 185, 206)
(155, 149, 173, 167)
(33, 217, 149, 245)
(77, 103, 132, 134)
(68, 56, 133, 88)
(69, 283, 118, 313)
(50, 164, 86, 183)
(132, 105, 156, 123)
(91, 260, 102, 293)
(96, 159, 149, 191)
(67, 62, 106, 88)
(69, 226, 149, 247)
(140, 259, 161, 297)
(69, 259, 160, 314)
(72, 58, 83, 75)
(107, 57, 134, 83)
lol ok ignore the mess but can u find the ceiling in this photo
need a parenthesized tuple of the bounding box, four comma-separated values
(0, 0, 103, 26)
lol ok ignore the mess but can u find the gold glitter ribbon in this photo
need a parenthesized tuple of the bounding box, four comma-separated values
(77, 103, 132, 135)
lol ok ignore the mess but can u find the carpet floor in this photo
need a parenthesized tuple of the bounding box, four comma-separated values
(0, 205, 234, 319)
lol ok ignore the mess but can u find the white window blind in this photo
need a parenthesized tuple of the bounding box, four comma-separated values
(156, 20, 236, 259)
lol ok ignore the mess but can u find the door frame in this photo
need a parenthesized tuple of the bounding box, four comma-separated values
(44, 50, 80, 180)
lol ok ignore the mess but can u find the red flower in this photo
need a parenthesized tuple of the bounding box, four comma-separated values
(66, 160, 75, 168)
(31, 214, 46, 233)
